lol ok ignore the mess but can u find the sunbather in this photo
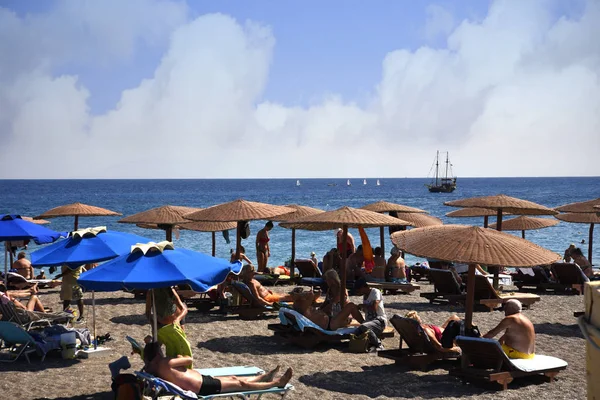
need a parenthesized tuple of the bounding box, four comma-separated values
(0, 285, 45, 312)
(293, 291, 364, 330)
(143, 341, 292, 396)
(230, 245, 253, 265)
(241, 265, 293, 306)
(404, 311, 461, 353)
(369, 247, 387, 281)
(386, 247, 407, 283)
(483, 299, 535, 359)
(319, 269, 349, 318)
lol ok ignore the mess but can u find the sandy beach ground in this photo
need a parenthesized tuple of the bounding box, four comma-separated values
(0, 283, 587, 400)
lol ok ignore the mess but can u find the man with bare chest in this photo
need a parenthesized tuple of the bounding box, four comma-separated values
(241, 265, 293, 306)
(483, 299, 535, 359)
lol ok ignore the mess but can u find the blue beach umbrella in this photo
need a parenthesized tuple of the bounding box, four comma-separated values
(0, 214, 63, 287)
(31, 228, 152, 267)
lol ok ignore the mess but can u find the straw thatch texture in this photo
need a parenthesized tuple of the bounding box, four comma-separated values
(555, 212, 600, 224)
(445, 208, 501, 217)
(444, 194, 557, 215)
(393, 212, 442, 228)
(270, 204, 324, 222)
(119, 205, 200, 226)
(555, 198, 600, 213)
(360, 201, 427, 214)
(489, 216, 559, 231)
(280, 206, 413, 230)
(35, 202, 121, 218)
(391, 224, 561, 267)
(22, 216, 50, 225)
(184, 199, 294, 222)
(179, 221, 237, 232)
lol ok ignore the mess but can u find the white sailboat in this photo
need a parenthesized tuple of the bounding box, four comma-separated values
(347, 179, 351, 186)
(363, 179, 367, 185)
(296, 180, 301, 187)
(376, 179, 380, 186)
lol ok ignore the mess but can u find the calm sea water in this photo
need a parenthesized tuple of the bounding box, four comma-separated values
(1, 178, 598, 269)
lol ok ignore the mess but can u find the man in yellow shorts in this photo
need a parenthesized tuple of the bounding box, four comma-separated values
(483, 299, 535, 359)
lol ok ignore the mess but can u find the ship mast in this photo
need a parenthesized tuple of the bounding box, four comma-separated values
(445, 152, 449, 180)
(435, 150, 439, 186)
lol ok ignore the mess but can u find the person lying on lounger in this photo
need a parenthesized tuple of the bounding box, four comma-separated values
(143, 341, 293, 396)
(483, 299, 535, 359)
(241, 265, 293, 306)
(0, 284, 45, 312)
(293, 291, 364, 330)
(404, 311, 461, 353)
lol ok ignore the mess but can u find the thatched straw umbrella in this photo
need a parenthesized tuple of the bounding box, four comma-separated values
(280, 207, 412, 304)
(445, 207, 502, 228)
(178, 221, 237, 256)
(488, 216, 559, 239)
(555, 212, 600, 264)
(391, 225, 560, 328)
(22, 216, 50, 225)
(119, 205, 200, 242)
(360, 201, 427, 253)
(35, 202, 121, 230)
(184, 200, 294, 262)
(555, 198, 600, 263)
(271, 205, 324, 277)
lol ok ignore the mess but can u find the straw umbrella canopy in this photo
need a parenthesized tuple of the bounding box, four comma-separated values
(445, 207, 502, 228)
(393, 212, 442, 228)
(555, 212, 600, 263)
(184, 200, 295, 261)
(360, 201, 427, 253)
(22, 216, 50, 225)
(35, 202, 121, 230)
(555, 198, 600, 263)
(179, 221, 237, 256)
(391, 224, 561, 328)
(119, 205, 200, 242)
(489, 216, 559, 239)
(281, 206, 413, 304)
(271, 205, 324, 277)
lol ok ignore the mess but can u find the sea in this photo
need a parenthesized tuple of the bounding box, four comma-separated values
(1, 177, 598, 272)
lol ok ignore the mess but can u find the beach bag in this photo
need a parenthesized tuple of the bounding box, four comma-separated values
(111, 373, 142, 400)
(348, 331, 370, 353)
(441, 320, 481, 348)
(240, 221, 251, 239)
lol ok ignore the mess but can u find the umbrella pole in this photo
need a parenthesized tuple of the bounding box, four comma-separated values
(484, 216, 488, 228)
(496, 209, 503, 231)
(465, 263, 476, 329)
(4, 245, 7, 288)
(340, 225, 348, 305)
(151, 289, 158, 341)
(590, 223, 594, 264)
(212, 232, 216, 257)
(380, 226, 385, 255)
(92, 291, 97, 350)
(166, 227, 173, 242)
(235, 222, 242, 261)
(291, 228, 296, 278)
(522, 230, 525, 239)
(74, 216, 79, 231)
(492, 209, 503, 289)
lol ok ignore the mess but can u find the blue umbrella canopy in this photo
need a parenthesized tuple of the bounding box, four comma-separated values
(78, 241, 242, 292)
(30, 227, 152, 267)
(0, 214, 63, 244)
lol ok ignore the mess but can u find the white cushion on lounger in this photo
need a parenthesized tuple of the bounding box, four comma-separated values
(279, 309, 358, 336)
(510, 354, 568, 372)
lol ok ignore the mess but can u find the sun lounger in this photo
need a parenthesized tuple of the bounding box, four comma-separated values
(551, 263, 589, 294)
(367, 281, 420, 295)
(294, 259, 321, 278)
(255, 273, 292, 286)
(0, 297, 72, 330)
(1, 272, 61, 290)
(0, 321, 52, 363)
(473, 275, 540, 311)
(378, 315, 461, 370)
(268, 308, 394, 349)
(513, 267, 566, 293)
(225, 281, 277, 320)
(136, 366, 294, 399)
(451, 336, 568, 390)
(409, 265, 431, 282)
(420, 269, 466, 305)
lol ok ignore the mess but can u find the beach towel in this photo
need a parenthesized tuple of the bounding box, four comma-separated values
(278, 309, 358, 336)
(358, 226, 374, 273)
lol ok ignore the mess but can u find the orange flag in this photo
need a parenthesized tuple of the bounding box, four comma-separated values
(358, 226, 374, 273)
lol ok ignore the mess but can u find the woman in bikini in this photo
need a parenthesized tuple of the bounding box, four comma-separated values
(255, 221, 273, 273)
(293, 291, 364, 331)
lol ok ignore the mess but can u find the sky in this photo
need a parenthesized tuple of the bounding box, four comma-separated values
(0, 0, 598, 179)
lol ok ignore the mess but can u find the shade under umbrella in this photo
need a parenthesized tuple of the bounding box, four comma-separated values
(119, 205, 200, 241)
(31, 227, 152, 267)
(390, 224, 560, 328)
(555, 198, 600, 213)
(178, 221, 237, 256)
(184, 199, 295, 261)
(35, 202, 121, 230)
(281, 207, 413, 304)
(22, 216, 50, 225)
(271, 205, 324, 277)
(360, 201, 427, 214)
(489, 216, 559, 239)
(555, 212, 600, 263)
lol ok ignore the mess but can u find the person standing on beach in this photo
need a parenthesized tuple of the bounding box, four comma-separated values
(336, 229, 356, 256)
(484, 299, 535, 359)
(12, 252, 33, 279)
(256, 221, 273, 273)
(56, 264, 86, 322)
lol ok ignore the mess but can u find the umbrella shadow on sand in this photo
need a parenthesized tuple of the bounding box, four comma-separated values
(83, 296, 142, 306)
(534, 322, 584, 339)
(198, 335, 330, 356)
(0, 357, 80, 373)
(384, 301, 462, 314)
(33, 392, 113, 400)
(110, 314, 148, 326)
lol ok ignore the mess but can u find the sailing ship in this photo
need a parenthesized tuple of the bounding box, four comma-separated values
(296, 180, 301, 187)
(427, 151, 457, 193)
(376, 179, 380, 186)
(347, 179, 351, 186)
(363, 179, 367, 185)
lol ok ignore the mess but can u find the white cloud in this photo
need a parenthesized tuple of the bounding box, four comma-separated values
(0, 0, 598, 178)
(424, 4, 456, 42)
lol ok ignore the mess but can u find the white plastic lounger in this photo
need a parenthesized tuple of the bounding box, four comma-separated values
(136, 366, 294, 400)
